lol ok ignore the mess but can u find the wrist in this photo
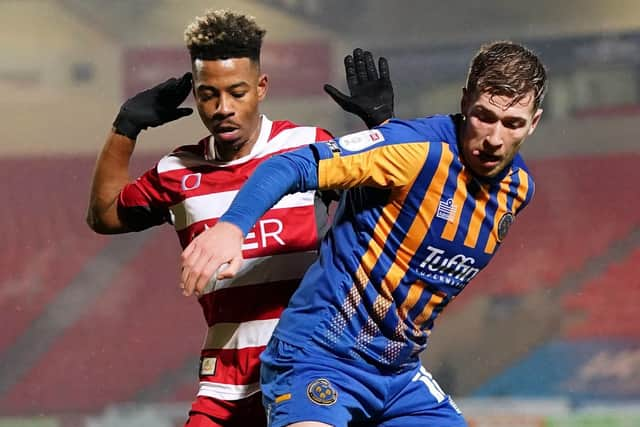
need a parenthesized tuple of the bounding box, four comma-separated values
(113, 113, 142, 140)
(367, 107, 394, 128)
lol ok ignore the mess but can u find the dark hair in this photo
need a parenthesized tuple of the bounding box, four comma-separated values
(184, 9, 266, 63)
(466, 41, 547, 109)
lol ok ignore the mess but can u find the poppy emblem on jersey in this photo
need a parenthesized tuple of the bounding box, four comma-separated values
(497, 212, 514, 242)
(200, 357, 217, 376)
(306, 378, 338, 405)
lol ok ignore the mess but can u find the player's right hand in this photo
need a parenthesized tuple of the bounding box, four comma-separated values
(179, 221, 244, 298)
(113, 72, 194, 140)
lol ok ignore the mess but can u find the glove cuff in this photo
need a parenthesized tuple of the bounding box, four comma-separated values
(366, 106, 394, 128)
(113, 113, 142, 140)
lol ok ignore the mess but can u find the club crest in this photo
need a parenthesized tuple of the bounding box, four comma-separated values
(497, 212, 514, 242)
(306, 378, 338, 405)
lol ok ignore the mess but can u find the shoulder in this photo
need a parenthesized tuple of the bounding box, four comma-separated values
(268, 119, 331, 145)
(377, 114, 458, 146)
(511, 153, 535, 187)
(509, 153, 536, 211)
(156, 136, 210, 174)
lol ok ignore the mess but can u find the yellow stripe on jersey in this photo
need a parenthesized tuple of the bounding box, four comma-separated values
(484, 176, 513, 254)
(318, 143, 429, 190)
(463, 183, 491, 248)
(362, 145, 454, 338)
(355, 145, 432, 321)
(440, 169, 471, 241)
(512, 169, 530, 213)
(412, 290, 446, 330)
(387, 146, 454, 320)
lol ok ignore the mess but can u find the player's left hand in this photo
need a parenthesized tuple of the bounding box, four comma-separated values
(324, 48, 394, 128)
(179, 221, 244, 297)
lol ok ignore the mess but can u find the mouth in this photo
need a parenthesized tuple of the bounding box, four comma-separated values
(213, 123, 240, 142)
(473, 150, 502, 166)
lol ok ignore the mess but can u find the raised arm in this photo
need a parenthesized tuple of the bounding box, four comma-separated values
(86, 73, 193, 234)
(325, 48, 394, 128)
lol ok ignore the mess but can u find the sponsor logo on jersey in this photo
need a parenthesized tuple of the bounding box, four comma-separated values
(436, 198, 457, 223)
(497, 212, 514, 242)
(242, 218, 286, 250)
(418, 245, 479, 288)
(338, 129, 385, 152)
(200, 357, 217, 376)
(306, 378, 338, 405)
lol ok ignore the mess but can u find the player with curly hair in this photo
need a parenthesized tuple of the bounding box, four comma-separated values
(87, 8, 394, 427)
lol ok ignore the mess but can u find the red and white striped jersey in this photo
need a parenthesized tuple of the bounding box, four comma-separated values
(118, 116, 333, 400)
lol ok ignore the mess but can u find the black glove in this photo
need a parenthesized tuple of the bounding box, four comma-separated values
(324, 48, 394, 128)
(113, 72, 194, 139)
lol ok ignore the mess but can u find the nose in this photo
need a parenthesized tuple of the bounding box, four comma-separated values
(484, 122, 503, 150)
(215, 93, 234, 117)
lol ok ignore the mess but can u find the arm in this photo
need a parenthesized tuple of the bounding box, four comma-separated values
(86, 131, 137, 234)
(86, 73, 193, 234)
(178, 146, 320, 297)
(179, 129, 428, 297)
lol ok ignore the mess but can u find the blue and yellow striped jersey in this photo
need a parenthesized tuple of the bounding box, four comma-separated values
(270, 114, 535, 370)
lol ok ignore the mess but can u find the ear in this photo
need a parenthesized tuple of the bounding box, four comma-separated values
(527, 108, 543, 136)
(257, 73, 268, 101)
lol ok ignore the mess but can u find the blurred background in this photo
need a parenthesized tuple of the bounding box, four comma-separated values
(1, 0, 639, 426)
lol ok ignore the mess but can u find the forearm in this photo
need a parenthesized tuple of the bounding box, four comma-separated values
(220, 146, 319, 235)
(86, 130, 136, 234)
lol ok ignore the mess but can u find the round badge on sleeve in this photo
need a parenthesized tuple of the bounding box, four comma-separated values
(497, 212, 514, 242)
(306, 378, 338, 406)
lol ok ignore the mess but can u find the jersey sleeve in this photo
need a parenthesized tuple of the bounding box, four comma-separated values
(118, 166, 172, 231)
(311, 125, 429, 190)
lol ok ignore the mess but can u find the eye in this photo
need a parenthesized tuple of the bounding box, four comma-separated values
(473, 111, 496, 124)
(502, 119, 525, 129)
(196, 88, 218, 102)
(231, 91, 247, 99)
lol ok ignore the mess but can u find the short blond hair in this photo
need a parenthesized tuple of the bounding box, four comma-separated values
(184, 9, 266, 62)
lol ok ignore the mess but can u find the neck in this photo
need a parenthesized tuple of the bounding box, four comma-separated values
(214, 117, 263, 162)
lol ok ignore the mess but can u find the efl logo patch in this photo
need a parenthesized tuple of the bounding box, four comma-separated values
(200, 357, 217, 376)
(497, 212, 514, 242)
(338, 129, 384, 152)
(306, 378, 338, 406)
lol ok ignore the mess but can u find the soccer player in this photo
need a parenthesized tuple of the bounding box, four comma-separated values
(179, 41, 547, 426)
(86, 9, 393, 427)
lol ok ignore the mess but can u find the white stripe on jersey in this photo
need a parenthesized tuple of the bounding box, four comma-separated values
(203, 250, 317, 294)
(203, 319, 279, 350)
(157, 116, 318, 173)
(170, 190, 315, 231)
(197, 381, 260, 401)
